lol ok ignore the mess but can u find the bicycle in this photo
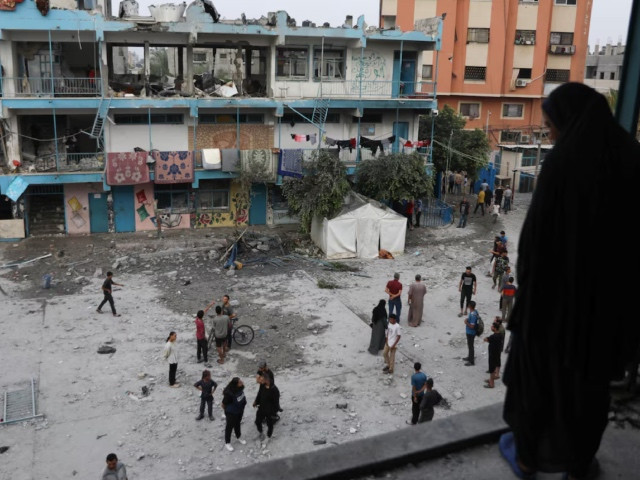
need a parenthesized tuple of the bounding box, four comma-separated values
(207, 317, 254, 350)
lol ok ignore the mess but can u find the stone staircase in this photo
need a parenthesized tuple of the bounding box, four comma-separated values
(28, 195, 65, 236)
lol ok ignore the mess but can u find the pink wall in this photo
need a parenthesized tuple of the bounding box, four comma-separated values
(64, 183, 104, 235)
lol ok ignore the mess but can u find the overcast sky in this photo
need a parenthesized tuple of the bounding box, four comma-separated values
(126, 0, 633, 47)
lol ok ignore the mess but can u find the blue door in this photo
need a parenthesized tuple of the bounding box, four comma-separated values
(112, 186, 135, 232)
(392, 55, 416, 97)
(393, 122, 409, 153)
(89, 192, 109, 233)
(249, 183, 267, 225)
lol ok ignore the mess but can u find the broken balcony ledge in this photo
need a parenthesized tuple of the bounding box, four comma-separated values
(196, 403, 510, 480)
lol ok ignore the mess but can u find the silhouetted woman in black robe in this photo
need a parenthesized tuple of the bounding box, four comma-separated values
(368, 300, 388, 355)
(501, 83, 640, 479)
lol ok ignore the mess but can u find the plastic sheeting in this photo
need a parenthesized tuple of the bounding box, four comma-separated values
(312, 195, 406, 259)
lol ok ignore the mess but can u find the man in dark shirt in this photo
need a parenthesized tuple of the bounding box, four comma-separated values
(484, 323, 502, 388)
(458, 267, 477, 317)
(97, 271, 124, 317)
(458, 197, 471, 228)
(385, 273, 403, 322)
(257, 360, 275, 386)
(253, 372, 281, 447)
(419, 378, 443, 423)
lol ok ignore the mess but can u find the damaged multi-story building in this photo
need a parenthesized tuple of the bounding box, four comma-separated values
(0, 0, 440, 238)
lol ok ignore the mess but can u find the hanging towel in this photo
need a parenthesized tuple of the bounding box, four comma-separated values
(325, 136, 337, 147)
(202, 149, 222, 170)
(221, 149, 240, 172)
(309, 133, 317, 145)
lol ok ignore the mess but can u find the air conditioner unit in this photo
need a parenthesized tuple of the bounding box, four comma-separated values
(520, 134, 531, 143)
(515, 79, 528, 87)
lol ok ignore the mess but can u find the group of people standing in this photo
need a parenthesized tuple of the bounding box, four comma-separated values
(392, 199, 423, 230)
(457, 182, 513, 228)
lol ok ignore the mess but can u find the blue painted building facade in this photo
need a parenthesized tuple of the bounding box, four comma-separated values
(0, 2, 440, 237)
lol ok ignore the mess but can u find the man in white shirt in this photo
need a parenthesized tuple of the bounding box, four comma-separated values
(101, 453, 128, 480)
(382, 314, 402, 374)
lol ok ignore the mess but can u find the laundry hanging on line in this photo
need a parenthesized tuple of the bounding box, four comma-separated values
(399, 137, 431, 148)
(290, 133, 318, 145)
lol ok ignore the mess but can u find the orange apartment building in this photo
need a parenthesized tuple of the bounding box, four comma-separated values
(380, 0, 592, 146)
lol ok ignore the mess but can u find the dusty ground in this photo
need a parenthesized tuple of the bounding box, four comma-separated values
(1, 194, 532, 479)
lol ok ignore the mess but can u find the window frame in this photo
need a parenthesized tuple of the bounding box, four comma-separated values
(554, 0, 576, 5)
(198, 113, 264, 124)
(312, 48, 346, 81)
(467, 28, 490, 43)
(198, 189, 230, 211)
(422, 64, 433, 80)
(545, 69, 570, 83)
(501, 103, 525, 119)
(549, 32, 574, 45)
(515, 30, 536, 45)
(276, 47, 309, 80)
(154, 184, 192, 212)
(459, 102, 481, 119)
(500, 130, 522, 143)
(464, 66, 487, 81)
(114, 113, 184, 125)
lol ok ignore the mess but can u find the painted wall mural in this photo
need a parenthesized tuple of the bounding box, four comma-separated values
(192, 183, 248, 228)
(351, 51, 387, 80)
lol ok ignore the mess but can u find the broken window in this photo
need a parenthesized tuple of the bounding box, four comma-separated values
(277, 48, 309, 79)
(313, 49, 345, 80)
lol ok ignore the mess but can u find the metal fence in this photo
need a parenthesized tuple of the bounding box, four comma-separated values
(421, 198, 454, 227)
(3, 77, 100, 97)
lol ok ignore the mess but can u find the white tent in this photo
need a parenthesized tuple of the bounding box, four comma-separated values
(310, 193, 407, 259)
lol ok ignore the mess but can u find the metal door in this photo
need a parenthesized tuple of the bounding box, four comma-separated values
(249, 183, 267, 225)
(392, 56, 416, 97)
(89, 192, 109, 233)
(112, 186, 135, 232)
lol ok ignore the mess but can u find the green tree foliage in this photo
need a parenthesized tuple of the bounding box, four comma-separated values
(150, 48, 169, 79)
(281, 151, 351, 233)
(419, 105, 490, 174)
(355, 152, 433, 202)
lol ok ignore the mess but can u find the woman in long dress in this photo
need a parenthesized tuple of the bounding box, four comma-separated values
(368, 300, 387, 355)
(407, 274, 427, 327)
(501, 83, 640, 479)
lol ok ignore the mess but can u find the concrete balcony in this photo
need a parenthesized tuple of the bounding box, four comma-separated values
(1, 77, 100, 97)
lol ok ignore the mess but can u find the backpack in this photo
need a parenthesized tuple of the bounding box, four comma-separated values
(474, 312, 484, 337)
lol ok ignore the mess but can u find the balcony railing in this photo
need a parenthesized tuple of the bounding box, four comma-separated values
(316, 80, 435, 99)
(2, 77, 101, 97)
(20, 152, 104, 173)
(549, 44, 576, 55)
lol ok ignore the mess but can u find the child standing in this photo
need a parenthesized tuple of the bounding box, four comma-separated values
(194, 369, 217, 421)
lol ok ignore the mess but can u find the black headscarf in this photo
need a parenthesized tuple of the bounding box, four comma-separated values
(372, 299, 387, 324)
(504, 83, 640, 470)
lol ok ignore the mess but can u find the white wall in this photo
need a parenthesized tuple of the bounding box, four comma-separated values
(106, 123, 189, 152)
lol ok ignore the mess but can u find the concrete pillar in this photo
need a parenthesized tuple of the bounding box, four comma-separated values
(144, 41, 150, 96)
(4, 115, 21, 170)
(0, 39, 17, 97)
(185, 45, 193, 95)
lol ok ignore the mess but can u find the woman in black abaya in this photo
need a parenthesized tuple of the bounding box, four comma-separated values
(500, 83, 640, 479)
(368, 300, 388, 355)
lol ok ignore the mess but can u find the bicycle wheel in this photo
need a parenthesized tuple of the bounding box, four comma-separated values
(233, 325, 254, 346)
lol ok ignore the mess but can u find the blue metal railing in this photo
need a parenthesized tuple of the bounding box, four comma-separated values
(3, 77, 100, 97)
(421, 198, 453, 227)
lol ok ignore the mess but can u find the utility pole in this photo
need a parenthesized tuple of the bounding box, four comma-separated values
(443, 129, 453, 203)
(532, 139, 542, 190)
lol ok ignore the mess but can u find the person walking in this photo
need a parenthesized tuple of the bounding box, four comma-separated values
(458, 266, 477, 317)
(405, 199, 414, 231)
(492, 250, 510, 289)
(414, 198, 423, 228)
(385, 273, 403, 322)
(448, 171, 455, 193)
(418, 378, 443, 423)
(163, 331, 179, 387)
(194, 369, 217, 421)
(101, 453, 128, 480)
(96, 271, 124, 317)
(485, 187, 493, 207)
(221, 377, 247, 451)
(257, 360, 276, 386)
(195, 300, 215, 366)
(212, 306, 230, 365)
(407, 274, 427, 327)
(407, 362, 428, 425)
(500, 84, 640, 480)
(382, 314, 401, 374)
(503, 186, 512, 213)
(253, 371, 281, 448)
(457, 197, 470, 228)
(473, 188, 486, 216)
(368, 300, 388, 355)
(221, 295, 237, 352)
(494, 184, 504, 209)
(463, 301, 479, 366)
(500, 276, 517, 322)
(483, 322, 502, 388)
(455, 171, 463, 194)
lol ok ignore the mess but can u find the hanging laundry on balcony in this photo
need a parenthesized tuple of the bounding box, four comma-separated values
(278, 149, 303, 178)
(152, 151, 195, 184)
(309, 134, 317, 145)
(202, 149, 222, 170)
(291, 134, 308, 142)
(240, 149, 276, 181)
(381, 135, 396, 147)
(399, 137, 431, 148)
(221, 149, 240, 172)
(105, 152, 150, 186)
(359, 136, 389, 155)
